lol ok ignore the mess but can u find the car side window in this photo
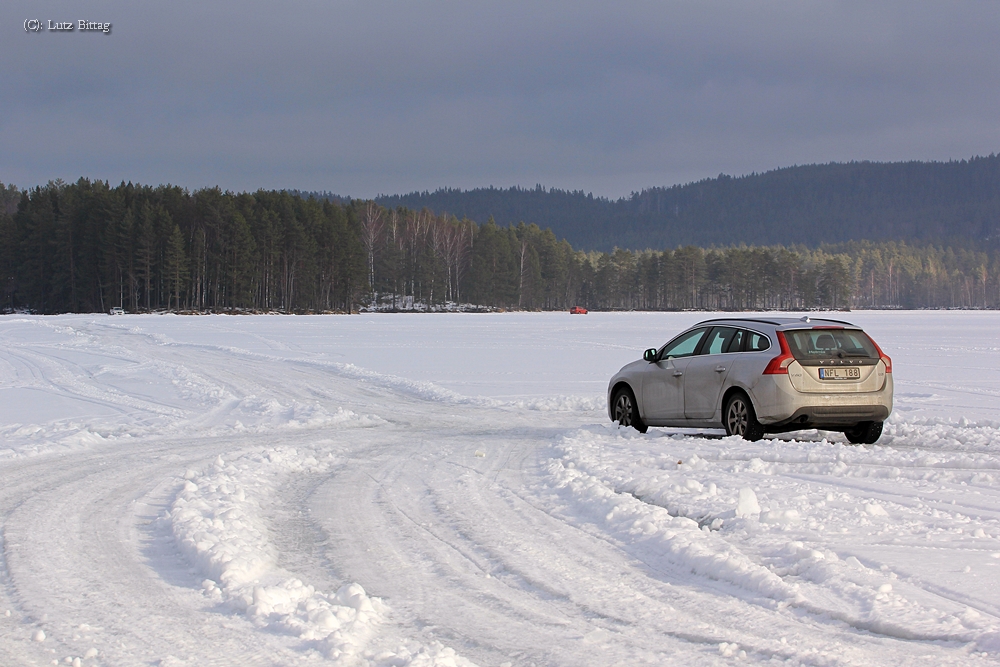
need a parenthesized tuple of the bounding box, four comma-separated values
(747, 331, 771, 352)
(659, 328, 708, 359)
(702, 327, 739, 355)
(725, 329, 745, 353)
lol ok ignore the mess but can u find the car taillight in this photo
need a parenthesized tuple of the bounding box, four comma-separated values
(867, 335, 892, 373)
(763, 331, 794, 375)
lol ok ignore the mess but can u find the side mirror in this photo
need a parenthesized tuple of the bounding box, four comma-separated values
(643, 348, 658, 362)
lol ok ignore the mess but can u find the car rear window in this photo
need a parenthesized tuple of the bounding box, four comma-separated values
(784, 328, 878, 363)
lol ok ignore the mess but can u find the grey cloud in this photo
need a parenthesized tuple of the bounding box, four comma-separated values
(3, 1, 999, 197)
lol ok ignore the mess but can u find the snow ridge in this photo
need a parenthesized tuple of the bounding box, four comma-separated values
(544, 430, 803, 603)
(168, 444, 477, 665)
(169, 447, 383, 660)
(545, 425, 1000, 650)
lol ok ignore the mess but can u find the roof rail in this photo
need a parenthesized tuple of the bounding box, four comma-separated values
(694, 316, 858, 328)
(784, 317, 856, 327)
(695, 317, 784, 327)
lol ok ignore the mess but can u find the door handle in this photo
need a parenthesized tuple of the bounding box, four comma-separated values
(673, 370, 683, 377)
(715, 366, 726, 372)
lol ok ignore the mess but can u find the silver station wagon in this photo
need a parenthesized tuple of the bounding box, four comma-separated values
(608, 317, 893, 443)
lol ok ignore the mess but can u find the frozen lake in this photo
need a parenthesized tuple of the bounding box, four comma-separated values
(1, 311, 999, 665)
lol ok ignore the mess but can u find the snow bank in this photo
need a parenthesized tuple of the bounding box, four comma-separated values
(544, 424, 1000, 650)
(544, 430, 804, 604)
(168, 446, 476, 665)
(169, 447, 381, 659)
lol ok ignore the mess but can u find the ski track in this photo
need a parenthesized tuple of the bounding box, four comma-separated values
(1, 312, 1000, 665)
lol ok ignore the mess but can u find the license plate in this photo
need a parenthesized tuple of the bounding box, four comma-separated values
(819, 367, 860, 380)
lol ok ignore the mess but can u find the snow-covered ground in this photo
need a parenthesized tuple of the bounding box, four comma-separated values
(1, 310, 999, 666)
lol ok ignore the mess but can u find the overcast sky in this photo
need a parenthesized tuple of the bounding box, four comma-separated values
(4, 1, 1000, 198)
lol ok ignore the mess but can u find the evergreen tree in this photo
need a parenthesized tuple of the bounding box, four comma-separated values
(164, 224, 188, 310)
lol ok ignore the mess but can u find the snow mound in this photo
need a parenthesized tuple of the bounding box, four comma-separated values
(169, 446, 476, 664)
(226, 398, 387, 433)
(508, 394, 604, 412)
(544, 432, 801, 603)
(736, 488, 761, 518)
(169, 447, 382, 658)
(544, 424, 1000, 648)
(371, 641, 478, 667)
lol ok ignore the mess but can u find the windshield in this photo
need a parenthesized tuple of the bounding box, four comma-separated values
(784, 328, 878, 363)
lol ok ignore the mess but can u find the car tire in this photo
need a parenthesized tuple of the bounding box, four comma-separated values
(612, 387, 647, 434)
(724, 392, 764, 441)
(844, 421, 883, 445)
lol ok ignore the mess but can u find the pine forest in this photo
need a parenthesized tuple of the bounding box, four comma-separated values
(2, 179, 999, 315)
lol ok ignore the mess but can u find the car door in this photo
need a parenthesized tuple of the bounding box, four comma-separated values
(683, 327, 741, 419)
(641, 327, 708, 421)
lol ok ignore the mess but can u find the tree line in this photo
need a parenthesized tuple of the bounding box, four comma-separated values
(1, 178, 999, 314)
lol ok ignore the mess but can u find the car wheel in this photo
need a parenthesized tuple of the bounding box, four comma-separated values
(844, 421, 883, 445)
(612, 387, 647, 434)
(724, 393, 764, 441)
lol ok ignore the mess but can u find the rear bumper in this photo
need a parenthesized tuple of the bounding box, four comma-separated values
(752, 374, 893, 429)
(767, 404, 891, 432)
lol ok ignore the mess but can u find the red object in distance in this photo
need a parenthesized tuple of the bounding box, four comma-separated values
(570, 306, 588, 314)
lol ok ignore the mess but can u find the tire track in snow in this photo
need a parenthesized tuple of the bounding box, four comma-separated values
(548, 425, 1000, 654)
(0, 438, 301, 666)
(306, 419, 966, 666)
(107, 322, 605, 413)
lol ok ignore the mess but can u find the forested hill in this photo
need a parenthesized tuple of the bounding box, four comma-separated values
(376, 157, 1000, 251)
